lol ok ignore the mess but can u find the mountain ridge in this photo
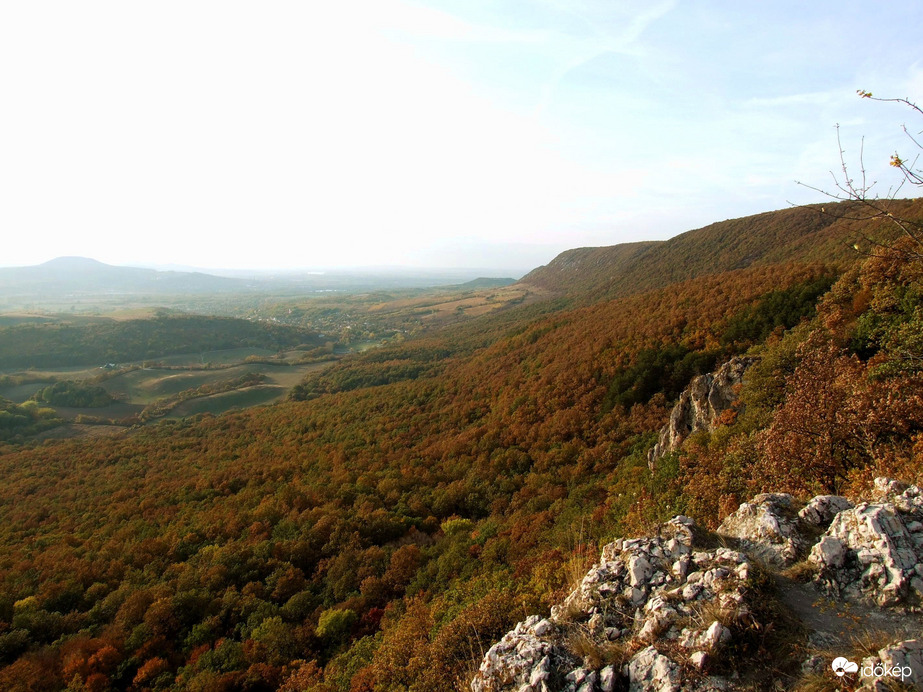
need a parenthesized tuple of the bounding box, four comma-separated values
(519, 199, 923, 300)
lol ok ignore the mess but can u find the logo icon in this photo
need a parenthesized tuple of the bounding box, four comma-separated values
(831, 657, 859, 677)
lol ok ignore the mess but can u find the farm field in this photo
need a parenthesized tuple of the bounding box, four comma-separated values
(0, 347, 338, 435)
(0, 282, 535, 443)
(169, 385, 285, 417)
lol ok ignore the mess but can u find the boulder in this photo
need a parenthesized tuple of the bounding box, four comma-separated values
(798, 495, 854, 528)
(859, 639, 923, 691)
(717, 493, 806, 568)
(627, 646, 680, 692)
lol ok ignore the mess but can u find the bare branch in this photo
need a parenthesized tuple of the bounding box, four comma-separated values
(792, 91, 923, 261)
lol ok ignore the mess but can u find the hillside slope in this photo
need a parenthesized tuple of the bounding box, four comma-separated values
(516, 241, 658, 294)
(520, 199, 923, 300)
(0, 200, 921, 690)
(473, 480, 923, 691)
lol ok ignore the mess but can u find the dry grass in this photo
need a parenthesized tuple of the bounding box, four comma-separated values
(848, 626, 904, 660)
(688, 597, 739, 631)
(706, 562, 809, 689)
(563, 625, 632, 670)
(789, 673, 843, 692)
(782, 559, 820, 583)
(689, 524, 735, 551)
(554, 524, 599, 623)
(452, 660, 481, 692)
(792, 672, 914, 692)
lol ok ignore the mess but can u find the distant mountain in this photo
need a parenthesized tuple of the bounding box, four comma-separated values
(0, 256, 249, 299)
(0, 259, 524, 306)
(40, 256, 109, 271)
(519, 199, 923, 300)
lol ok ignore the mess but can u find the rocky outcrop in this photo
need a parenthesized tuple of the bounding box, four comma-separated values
(473, 478, 922, 692)
(471, 616, 567, 692)
(715, 478, 923, 608)
(809, 479, 923, 608)
(798, 495, 855, 528)
(647, 356, 756, 470)
(858, 639, 923, 691)
(471, 516, 756, 692)
(717, 492, 809, 568)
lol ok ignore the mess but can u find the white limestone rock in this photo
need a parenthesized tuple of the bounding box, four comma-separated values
(471, 615, 562, 692)
(648, 357, 756, 470)
(873, 477, 923, 518)
(858, 639, 923, 691)
(798, 495, 854, 527)
(627, 646, 680, 692)
(808, 497, 923, 608)
(717, 492, 806, 568)
(812, 535, 846, 568)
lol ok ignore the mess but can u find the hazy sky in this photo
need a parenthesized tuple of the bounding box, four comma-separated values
(1, 1, 921, 272)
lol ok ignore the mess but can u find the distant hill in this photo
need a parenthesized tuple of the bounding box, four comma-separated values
(0, 312, 322, 369)
(0, 256, 248, 298)
(0, 259, 526, 307)
(519, 199, 923, 299)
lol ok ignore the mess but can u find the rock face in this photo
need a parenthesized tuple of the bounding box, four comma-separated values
(473, 478, 922, 692)
(470, 615, 564, 692)
(798, 495, 855, 528)
(647, 357, 756, 470)
(809, 480, 923, 608)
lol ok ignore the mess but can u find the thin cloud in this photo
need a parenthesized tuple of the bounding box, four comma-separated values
(744, 92, 839, 108)
(0, 0, 917, 270)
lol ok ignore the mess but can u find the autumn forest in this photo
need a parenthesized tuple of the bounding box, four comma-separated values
(2, 199, 923, 691)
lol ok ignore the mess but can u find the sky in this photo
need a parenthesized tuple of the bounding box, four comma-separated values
(1, 1, 921, 273)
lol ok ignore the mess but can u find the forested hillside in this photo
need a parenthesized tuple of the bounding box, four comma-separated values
(0, 314, 322, 369)
(519, 199, 923, 300)
(1, 201, 922, 691)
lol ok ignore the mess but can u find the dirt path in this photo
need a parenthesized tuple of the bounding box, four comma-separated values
(775, 574, 923, 650)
